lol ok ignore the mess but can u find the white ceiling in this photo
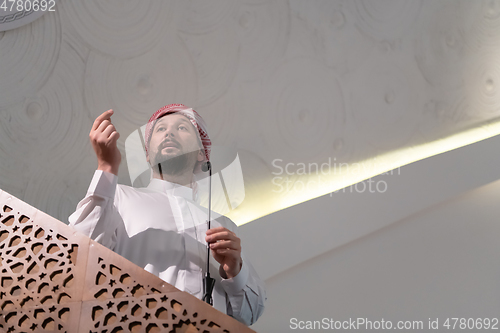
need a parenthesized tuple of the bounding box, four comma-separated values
(1, 0, 500, 228)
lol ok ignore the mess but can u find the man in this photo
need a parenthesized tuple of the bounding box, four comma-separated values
(69, 104, 266, 325)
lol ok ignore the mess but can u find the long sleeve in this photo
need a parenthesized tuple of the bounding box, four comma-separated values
(68, 170, 121, 250)
(221, 253, 266, 326)
(218, 220, 267, 326)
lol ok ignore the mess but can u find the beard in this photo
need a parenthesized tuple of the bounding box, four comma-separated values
(151, 149, 200, 176)
(152, 151, 188, 176)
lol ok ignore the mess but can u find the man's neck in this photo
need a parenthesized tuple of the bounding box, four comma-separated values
(152, 169, 193, 188)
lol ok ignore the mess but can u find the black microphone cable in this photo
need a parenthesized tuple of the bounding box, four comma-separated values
(202, 161, 215, 305)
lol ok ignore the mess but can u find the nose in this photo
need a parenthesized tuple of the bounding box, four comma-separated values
(164, 126, 175, 138)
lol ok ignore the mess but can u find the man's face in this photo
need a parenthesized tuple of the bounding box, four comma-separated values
(147, 113, 204, 173)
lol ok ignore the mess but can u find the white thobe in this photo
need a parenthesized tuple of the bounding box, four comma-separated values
(69, 170, 266, 325)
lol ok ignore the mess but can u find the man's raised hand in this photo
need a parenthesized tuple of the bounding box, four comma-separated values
(90, 109, 121, 176)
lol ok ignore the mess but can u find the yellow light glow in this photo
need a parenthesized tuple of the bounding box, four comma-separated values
(228, 117, 500, 226)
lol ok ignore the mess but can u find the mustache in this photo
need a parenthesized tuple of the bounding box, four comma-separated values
(159, 139, 180, 149)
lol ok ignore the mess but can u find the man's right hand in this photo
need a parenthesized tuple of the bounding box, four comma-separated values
(90, 109, 121, 176)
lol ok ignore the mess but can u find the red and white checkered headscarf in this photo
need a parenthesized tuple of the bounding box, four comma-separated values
(144, 104, 211, 163)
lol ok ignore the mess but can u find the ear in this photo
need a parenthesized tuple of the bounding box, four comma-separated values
(146, 153, 150, 164)
(197, 149, 205, 162)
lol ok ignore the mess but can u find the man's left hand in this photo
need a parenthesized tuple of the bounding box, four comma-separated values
(205, 227, 242, 279)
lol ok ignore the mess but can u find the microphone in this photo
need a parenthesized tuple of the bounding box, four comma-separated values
(202, 160, 215, 305)
(201, 161, 211, 172)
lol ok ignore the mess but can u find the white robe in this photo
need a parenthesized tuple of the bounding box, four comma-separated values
(69, 170, 266, 325)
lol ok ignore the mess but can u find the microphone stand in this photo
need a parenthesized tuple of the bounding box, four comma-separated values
(202, 161, 215, 305)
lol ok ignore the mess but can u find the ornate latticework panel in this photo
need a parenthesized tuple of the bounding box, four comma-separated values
(0, 189, 254, 333)
(0, 192, 88, 333)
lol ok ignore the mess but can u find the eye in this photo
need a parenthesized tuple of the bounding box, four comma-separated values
(179, 125, 187, 131)
(156, 126, 165, 132)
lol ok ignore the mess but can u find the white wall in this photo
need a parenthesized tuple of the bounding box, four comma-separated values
(242, 134, 500, 331)
(251, 176, 500, 332)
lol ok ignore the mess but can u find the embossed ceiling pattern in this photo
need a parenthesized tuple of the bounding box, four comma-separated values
(0, 0, 500, 224)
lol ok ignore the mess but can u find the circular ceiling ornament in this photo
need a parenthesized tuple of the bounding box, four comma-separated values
(0, 0, 57, 32)
(350, 50, 425, 151)
(0, 2, 61, 109)
(59, 0, 174, 58)
(350, 0, 422, 41)
(260, 57, 346, 164)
